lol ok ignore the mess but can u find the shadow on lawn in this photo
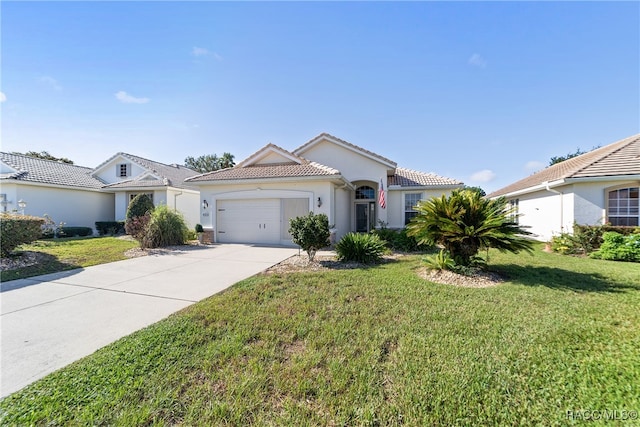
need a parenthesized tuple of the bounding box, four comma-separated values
(0, 252, 81, 289)
(491, 264, 639, 293)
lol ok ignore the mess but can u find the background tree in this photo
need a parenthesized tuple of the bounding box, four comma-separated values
(184, 152, 236, 173)
(16, 151, 74, 164)
(407, 189, 534, 266)
(462, 186, 486, 197)
(218, 152, 235, 169)
(549, 146, 599, 166)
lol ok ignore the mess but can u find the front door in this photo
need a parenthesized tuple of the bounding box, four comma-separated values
(355, 202, 375, 232)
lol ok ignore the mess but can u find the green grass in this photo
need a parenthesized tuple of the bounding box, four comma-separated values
(0, 237, 138, 282)
(1, 246, 639, 426)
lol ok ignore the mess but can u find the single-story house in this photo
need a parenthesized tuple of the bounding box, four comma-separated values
(0, 152, 200, 231)
(186, 133, 463, 245)
(488, 133, 640, 241)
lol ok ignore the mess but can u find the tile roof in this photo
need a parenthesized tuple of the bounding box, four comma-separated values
(294, 133, 397, 168)
(0, 152, 106, 189)
(389, 167, 463, 187)
(186, 161, 341, 182)
(98, 153, 200, 190)
(488, 134, 640, 198)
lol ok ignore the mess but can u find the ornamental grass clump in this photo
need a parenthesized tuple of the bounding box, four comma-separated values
(335, 232, 386, 264)
(143, 205, 188, 248)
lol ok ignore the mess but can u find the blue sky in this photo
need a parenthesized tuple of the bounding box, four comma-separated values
(2, 1, 638, 192)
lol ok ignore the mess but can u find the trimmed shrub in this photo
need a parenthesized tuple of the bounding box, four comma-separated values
(59, 227, 93, 237)
(289, 212, 330, 262)
(335, 232, 386, 264)
(95, 221, 125, 236)
(0, 213, 45, 256)
(126, 194, 154, 220)
(372, 227, 429, 252)
(143, 205, 188, 248)
(590, 232, 640, 262)
(125, 213, 151, 246)
(195, 223, 204, 233)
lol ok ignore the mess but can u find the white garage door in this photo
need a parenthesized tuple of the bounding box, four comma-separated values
(217, 199, 281, 244)
(216, 198, 310, 245)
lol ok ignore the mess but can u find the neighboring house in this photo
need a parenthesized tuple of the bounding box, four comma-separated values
(91, 153, 200, 227)
(0, 153, 115, 229)
(186, 133, 463, 245)
(488, 134, 640, 242)
(0, 152, 200, 232)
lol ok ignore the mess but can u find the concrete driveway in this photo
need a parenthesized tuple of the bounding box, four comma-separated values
(0, 244, 298, 398)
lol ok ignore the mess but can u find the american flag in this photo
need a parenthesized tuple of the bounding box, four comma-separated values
(379, 178, 386, 209)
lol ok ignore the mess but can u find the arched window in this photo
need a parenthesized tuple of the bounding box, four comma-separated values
(355, 186, 375, 200)
(608, 187, 639, 226)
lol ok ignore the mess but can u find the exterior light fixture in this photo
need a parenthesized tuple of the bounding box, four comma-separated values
(18, 199, 27, 215)
(202, 200, 209, 210)
(317, 197, 322, 208)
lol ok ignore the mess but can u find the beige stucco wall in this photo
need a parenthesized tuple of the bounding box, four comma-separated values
(386, 188, 458, 229)
(1, 182, 114, 231)
(298, 141, 391, 184)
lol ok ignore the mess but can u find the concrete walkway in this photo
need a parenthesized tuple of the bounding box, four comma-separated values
(0, 244, 298, 398)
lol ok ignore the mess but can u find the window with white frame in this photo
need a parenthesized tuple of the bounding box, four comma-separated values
(509, 199, 519, 224)
(607, 187, 639, 226)
(404, 193, 422, 225)
(355, 186, 375, 200)
(117, 163, 131, 178)
(129, 193, 154, 203)
(0, 194, 7, 212)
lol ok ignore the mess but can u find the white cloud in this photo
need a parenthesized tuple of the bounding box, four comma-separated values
(470, 169, 496, 183)
(0, 92, 6, 103)
(115, 91, 149, 104)
(192, 46, 210, 57)
(191, 46, 222, 61)
(525, 160, 545, 172)
(468, 53, 487, 68)
(38, 75, 62, 91)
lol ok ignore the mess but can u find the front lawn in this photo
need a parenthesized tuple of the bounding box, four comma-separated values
(1, 247, 639, 425)
(0, 237, 139, 282)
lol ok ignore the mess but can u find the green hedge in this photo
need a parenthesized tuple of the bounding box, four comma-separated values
(60, 227, 93, 237)
(95, 221, 125, 236)
(371, 227, 431, 252)
(0, 213, 45, 256)
(590, 232, 640, 262)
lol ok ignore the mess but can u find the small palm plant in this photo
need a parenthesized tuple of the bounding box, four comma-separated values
(407, 189, 534, 266)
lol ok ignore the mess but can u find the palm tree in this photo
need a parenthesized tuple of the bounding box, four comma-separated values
(218, 152, 235, 169)
(407, 189, 534, 266)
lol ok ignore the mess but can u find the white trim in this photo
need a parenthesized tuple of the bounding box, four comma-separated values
(0, 180, 109, 193)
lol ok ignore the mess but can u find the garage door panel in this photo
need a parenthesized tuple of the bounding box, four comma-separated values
(217, 199, 280, 244)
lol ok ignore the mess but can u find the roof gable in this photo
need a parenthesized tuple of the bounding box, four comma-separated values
(489, 134, 640, 198)
(93, 152, 199, 190)
(293, 133, 397, 169)
(237, 144, 303, 167)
